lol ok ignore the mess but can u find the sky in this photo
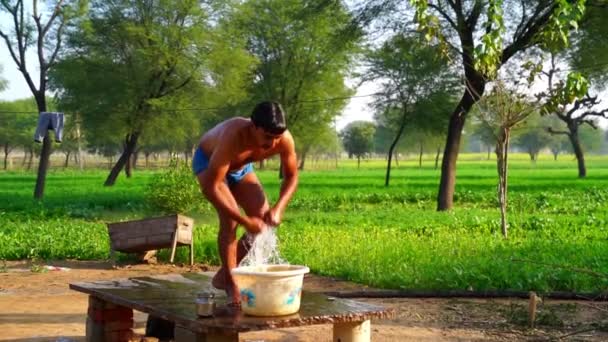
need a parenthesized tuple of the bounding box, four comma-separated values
(0, 44, 376, 130)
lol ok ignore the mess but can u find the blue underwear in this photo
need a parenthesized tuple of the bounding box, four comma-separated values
(192, 147, 253, 185)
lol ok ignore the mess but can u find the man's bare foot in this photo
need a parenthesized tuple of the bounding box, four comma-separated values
(211, 268, 226, 290)
(227, 283, 240, 306)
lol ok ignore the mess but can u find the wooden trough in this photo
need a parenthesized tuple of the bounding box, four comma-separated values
(107, 214, 194, 265)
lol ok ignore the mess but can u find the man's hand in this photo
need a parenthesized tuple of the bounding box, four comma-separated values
(244, 216, 267, 234)
(264, 207, 283, 227)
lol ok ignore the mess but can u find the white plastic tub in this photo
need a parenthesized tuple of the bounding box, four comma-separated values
(231, 264, 310, 316)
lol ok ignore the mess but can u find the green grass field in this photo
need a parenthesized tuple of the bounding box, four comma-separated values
(1, 153, 607, 293)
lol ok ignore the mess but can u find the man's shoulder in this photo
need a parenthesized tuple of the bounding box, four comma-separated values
(217, 117, 249, 135)
(278, 130, 295, 150)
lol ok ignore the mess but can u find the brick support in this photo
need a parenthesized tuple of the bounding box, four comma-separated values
(86, 296, 134, 342)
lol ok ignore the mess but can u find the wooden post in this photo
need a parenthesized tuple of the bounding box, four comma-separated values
(170, 229, 179, 263)
(190, 239, 194, 266)
(333, 320, 370, 342)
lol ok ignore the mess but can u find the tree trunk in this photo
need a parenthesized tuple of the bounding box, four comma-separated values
(76, 119, 84, 170)
(487, 145, 491, 160)
(132, 150, 140, 170)
(34, 133, 52, 198)
(145, 152, 150, 168)
(385, 110, 407, 187)
(3, 144, 9, 170)
(27, 148, 34, 170)
(418, 142, 423, 168)
(34, 95, 50, 199)
(125, 153, 132, 178)
(357, 156, 361, 169)
(435, 147, 441, 170)
(72, 152, 79, 167)
(394, 152, 399, 167)
(105, 133, 139, 186)
(496, 128, 511, 238)
(21, 150, 27, 167)
(437, 64, 485, 210)
(298, 149, 308, 171)
(568, 127, 586, 178)
(553, 151, 558, 161)
(64, 151, 71, 168)
(258, 159, 265, 170)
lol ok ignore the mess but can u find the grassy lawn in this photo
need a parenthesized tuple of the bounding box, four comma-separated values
(1, 153, 607, 293)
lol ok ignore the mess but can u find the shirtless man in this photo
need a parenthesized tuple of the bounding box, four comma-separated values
(193, 101, 298, 305)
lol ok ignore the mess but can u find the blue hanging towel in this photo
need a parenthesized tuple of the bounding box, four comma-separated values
(34, 112, 64, 143)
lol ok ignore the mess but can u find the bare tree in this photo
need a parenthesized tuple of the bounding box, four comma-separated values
(475, 81, 537, 238)
(0, 0, 82, 198)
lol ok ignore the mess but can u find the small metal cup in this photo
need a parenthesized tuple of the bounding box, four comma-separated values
(195, 292, 216, 317)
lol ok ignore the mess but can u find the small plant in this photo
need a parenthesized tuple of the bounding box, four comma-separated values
(145, 159, 207, 214)
(0, 260, 7, 273)
(27, 249, 47, 274)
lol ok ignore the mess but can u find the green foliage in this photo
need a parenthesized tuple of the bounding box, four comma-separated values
(543, 72, 589, 114)
(474, 0, 505, 78)
(537, 0, 586, 52)
(340, 121, 376, 161)
(513, 114, 555, 161)
(0, 64, 7, 91)
(1, 158, 608, 292)
(232, 0, 361, 157)
(569, 6, 608, 88)
(145, 160, 206, 214)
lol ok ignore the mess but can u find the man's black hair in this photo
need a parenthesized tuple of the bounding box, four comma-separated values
(251, 101, 287, 135)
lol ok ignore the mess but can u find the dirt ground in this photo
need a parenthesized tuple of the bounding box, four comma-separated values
(1, 260, 607, 342)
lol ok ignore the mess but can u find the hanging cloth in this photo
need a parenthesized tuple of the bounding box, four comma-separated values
(34, 112, 64, 143)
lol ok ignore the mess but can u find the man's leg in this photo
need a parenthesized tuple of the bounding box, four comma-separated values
(196, 171, 241, 304)
(211, 172, 269, 291)
(231, 171, 270, 247)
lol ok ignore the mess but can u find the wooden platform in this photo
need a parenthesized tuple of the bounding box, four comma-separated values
(70, 273, 395, 341)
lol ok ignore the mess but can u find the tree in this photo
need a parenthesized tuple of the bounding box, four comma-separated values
(475, 81, 537, 238)
(570, 5, 608, 89)
(578, 124, 605, 154)
(382, 0, 587, 210)
(0, 64, 7, 91)
(365, 35, 455, 186)
(471, 120, 496, 160)
(0, 98, 38, 170)
(513, 114, 553, 162)
(0, 0, 85, 198)
(540, 55, 608, 177)
(233, 0, 361, 168)
(544, 115, 569, 160)
(341, 121, 376, 168)
(50, 0, 253, 185)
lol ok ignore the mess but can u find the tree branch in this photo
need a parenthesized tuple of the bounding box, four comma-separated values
(46, 19, 66, 71)
(582, 119, 598, 129)
(429, 3, 458, 31)
(466, 0, 483, 29)
(579, 108, 608, 121)
(42, 0, 65, 38)
(547, 127, 570, 136)
(501, 3, 555, 63)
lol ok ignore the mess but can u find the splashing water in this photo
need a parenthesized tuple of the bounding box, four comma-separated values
(239, 227, 287, 267)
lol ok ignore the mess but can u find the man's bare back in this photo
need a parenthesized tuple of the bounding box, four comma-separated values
(198, 117, 292, 172)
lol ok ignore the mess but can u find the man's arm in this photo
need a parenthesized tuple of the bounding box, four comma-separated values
(201, 141, 263, 233)
(267, 131, 299, 225)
